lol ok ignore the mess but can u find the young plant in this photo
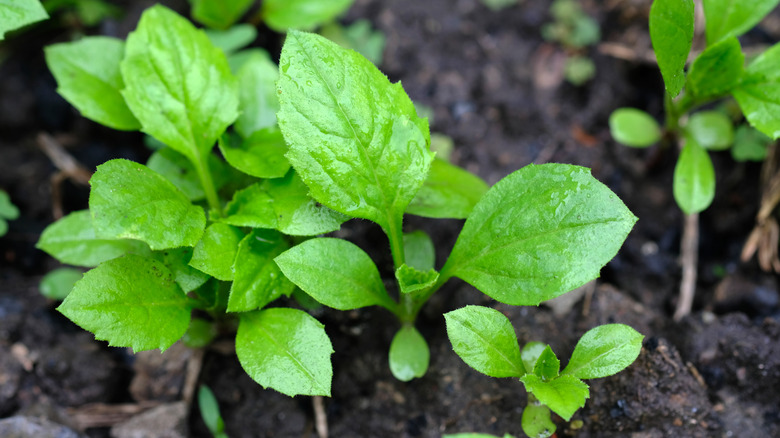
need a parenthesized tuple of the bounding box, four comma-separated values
(609, 0, 780, 319)
(0, 189, 19, 237)
(273, 28, 639, 397)
(445, 306, 642, 438)
(541, 0, 600, 86)
(198, 385, 229, 438)
(37, 5, 340, 397)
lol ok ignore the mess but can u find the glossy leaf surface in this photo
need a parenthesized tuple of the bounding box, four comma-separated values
(442, 164, 637, 306)
(274, 238, 396, 311)
(732, 42, 780, 139)
(673, 139, 715, 214)
(703, 0, 780, 44)
(520, 374, 589, 421)
(389, 325, 430, 381)
(533, 346, 560, 380)
(222, 171, 349, 236)
(261, 0, 355, 32)
(562, 324, 644, 379)
(406, 158, 489, 219)
(58, 254, 191, 352)
(649, 0, 694, 97)
(236, 308, 333, 396)
(277, 30, 433, 232)
(444, 306, 524, 378)
(153, 247, 210, 292)
(190, 223, 245, 281)
(687, 37, 744, 98)
(609, 108, 661, 148)
(121, 5, 238, 162)
(45, 37, 140, 130)
(37, 210, 150, 267)
(228, 229, 294, 312)
(89, 159, 206, 250)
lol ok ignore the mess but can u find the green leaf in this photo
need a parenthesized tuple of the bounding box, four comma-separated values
(261, 0, 355, 32)
(673, 139, 715, 214)
(685, 110, 734, 150)
(0, 0, 48, 39)
(520, 374, 589, 421)
(236, 308, 333, 397)
(444, 435, 515, 438)
(389, 325, 430, 382)
(274, 237, 397, 311)
(521, 403, 555, 438)
(153, 247, 210, 292)
(228, 229, 294, 312)
(183, 319, 217, 348)
(687, 37, 744, 98)
(562, 324, 644, 379)
(533, 346, 560, 380)
(407, 158, 489, 219)
(703, 0, 780, 44)
(0, 189, 18, 220)
(89, 159, 206, 250)
(146, 147, 231, 201)
(649, 0, 694, 97)
(190, 0, 253, 30)
(318, 19, 386, 66)
(732, 125, 771, 162)
(442, 164, 637, 306)
(121, 4, 238, 163)
(609, 108, 662, 148)
(58, 254, 191, 352)
(190, 223, 245, 281)
(277, 30, 434, 233)
(395, 264, 439, 297)
(444, 306, 524, 378)
(403, 230, 435, 271)
(521, 342, 548, 375)
(221, 171, 349, 236)
(218, 129, 289, 179)
(40, 268, 83, 300)
(36, 210, 151, 267)
(233, 49, 279, 138)
(45, 37, 140, 130)
(204, 23, 257, 54)
(732, 42, 780, 139)
(197, 385, 225, 436)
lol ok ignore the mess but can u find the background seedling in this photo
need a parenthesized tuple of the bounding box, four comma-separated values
(0, 189, 19, 237)
(541, 0, 600, 86)
(608, 0, 780, 320)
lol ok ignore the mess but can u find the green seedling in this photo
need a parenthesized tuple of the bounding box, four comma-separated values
(0, 189, 19, 237)
(198, 385, 229, 438)
(0, 0, 48, 40)
(542, 0, 600, 85)
(274, 29, 639, 390)
(445, 306, 643, 438)
(609, 0, 780, 319)
(39, 267, 83, 300)
(37, 5, 339, 397)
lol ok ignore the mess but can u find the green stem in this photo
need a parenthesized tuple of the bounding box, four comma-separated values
(194, 153, 222, 217)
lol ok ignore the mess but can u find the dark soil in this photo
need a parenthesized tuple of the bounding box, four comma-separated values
(2, 0, 780, 437)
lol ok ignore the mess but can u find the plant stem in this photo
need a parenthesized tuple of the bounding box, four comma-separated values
(194, 153, 222, 217)
(674, 212, 699, 321)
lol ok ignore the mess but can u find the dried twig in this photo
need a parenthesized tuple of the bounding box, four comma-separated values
(36, 132, 92, 219)
(313, 395, 328, 438)
(741, 144, 780, 272)
(67, 401, 160, 429)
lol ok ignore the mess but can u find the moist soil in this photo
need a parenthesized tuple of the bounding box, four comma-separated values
(2, 0, 780, 437)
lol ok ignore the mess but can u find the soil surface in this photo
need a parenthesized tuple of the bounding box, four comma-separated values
(1, 0, 779, 437)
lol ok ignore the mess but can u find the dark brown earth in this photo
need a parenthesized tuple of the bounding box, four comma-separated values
(1, 0, 779, 437)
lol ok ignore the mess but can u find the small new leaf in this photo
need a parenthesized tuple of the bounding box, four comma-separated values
(274, 238, 397, 311)
(389, 325, 430, 382)
(685, 111, 734, 150)
(520, 374, 589, 421)
(236, 308, 333, 397)
(442, 164, 637, 306)
(521, 342, 548, 375)
(609, 108, 661, 148)
(45, 37, 141, 130)
(228, 229, 294, 312)
(89, 160, 206, 250)
(58, 254, 191, 352)
(190, 223, 245, 281)
(407, 158, 489, 219)
(562, 324, 644, 379)
(649, 0, 694, 97)
(673, 139, 715, 214)
(218, 129, 289, 179)
(533, 346, 560, 381)
(444, 306, 524, 378)
(403, 230, 435, 271)
(687, 37, 744, 98)
(261, 0, 355, 32)
(521, 403, 555, 438)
